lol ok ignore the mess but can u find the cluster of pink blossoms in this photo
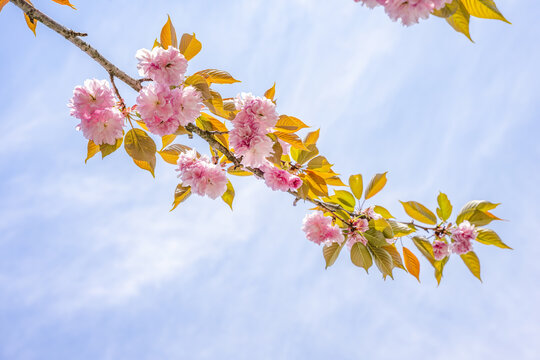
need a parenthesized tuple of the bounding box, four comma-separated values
(355, 0, 452, 26)
(68, 79, 124, 145)
(433, 220, 477, 260)
(346, 218, 369, 249)
(302, 211, 345, 246)
(260, 163, 302, 192)
(176, 150, 228, 199)
(135, 47, 203, 136)
(229, 93, 279, 168)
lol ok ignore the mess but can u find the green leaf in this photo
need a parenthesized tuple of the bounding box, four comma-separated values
(412, 236, 435, 266)
(349, 174, 363, 200)
(371, 218, 393, 239)
(436, 192, 453, 222)
(221, 180, 234, 210)
(456, 201, 501, 226)
(350, 242, 372, 273)
(323, 242, 343, 269)
(363, 228, 388, 248)
(368, 244, 394, 280)
(460, 0, 510, 23)
(446, 1, 473, 41)
(364, 172, 387, 200)
(434, 256, 449, 285)
(400, 201, 437, 225)
(373, 205, 394, 219)
(460, 251, 482, 282)
(383, 244, 406, 271)
(403, 246, 420, 282)
(476, 228, 511, 249)
(387, 220, 415, 237)
(170, 184, 191, 211)
(124, 128, 157, 163)
(100, 136, 123, 159)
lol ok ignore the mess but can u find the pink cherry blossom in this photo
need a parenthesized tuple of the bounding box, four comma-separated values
(174, 86, 203, 126)
(433, 240, 450, 260)
(136, 47, 188, 86)
(362, 206, 382, 220)
(302, 211, 344, 245)
(77, 108, 124, 145)
(136, 83, 182, 136)
(355, 0, 385, 8)
(176, 150, 228, 199)
(383, 0, 452, 26)
(234, 92, 279, 129)
(346, 218, 369, 249)
(68, 79, 116, 120)
(261, 164, 303, 192)
(229, 112, 274, 167)
(450, 220, 477, 255)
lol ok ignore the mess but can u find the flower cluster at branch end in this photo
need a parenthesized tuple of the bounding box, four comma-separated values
(302, 211, 345, 246)
(450, 220, 476, 255)
(230, 93, 279, 168)
(355, 0, 452, 26)
(346, 218, 369, 249)
(68, 79, 124, 145)
(261, 163, 302, 192)
(135, 47, 203, 136)
(176, 150, 228, 199)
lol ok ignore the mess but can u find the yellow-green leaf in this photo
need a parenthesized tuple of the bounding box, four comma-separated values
(305, 171, 328, 197)
(161, 134, 176, 150)
(274, 115, 309, 133)
(227, 166, 253, 177)
(432, 0, 458, 18)
(333, 190, 355, 212)
(323, 242, 343, 269)
(476, 228, 512, 249)
(365, 172, 387, 200)
(307, 156, 333, 172)
(387, 220, 415, 237)
(403, 247, 420, 282)
(100, 136, 123, 159)
(184, 74, 211, 100)
(383, 244, 405, 271)
(160, 15, 178, 49)
(349, 174, 363, 200)
(158, 144, 192, 165)
(368, 244, 394, 280)
(446, 1, 473, 41)
(460, 251, 482, 282)
(274, 132, 308, 150)
(132, 158, 155, 177)
(460, 0, 510, 23)
(221, 180, 234, 210)
(400, 201, 437, 225)
(124, 128, 157, 163)
(363, 228, 388, 248)
(195, 69, 240, 84)
(436, 192, 453, 222)
(374, 205, 394, 219)
(264, 82, 276, 100)
(170, 184, 191, 211)
(325, 176, 347, 187)
(179, 33, 202, 61)
(350, 242, 372, 273)
(85, 140, 99, 163)
(412, 236, 435, 266)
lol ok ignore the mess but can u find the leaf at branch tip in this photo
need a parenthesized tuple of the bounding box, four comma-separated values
(364, 172, 388, 200)
(476, 228, 512, 249)
(275, 115, 308, 133)
(446, 1, 473, 42)
(133, 158, 156, 177)
(51, 0, 77, 9)
(264, 83, 276, 101)
(85, 140, 100, 163)
(350, 242, 372, 273)
(436, 192, 453, 222)
(170, 184, 191, 211)
(460, 251, 482, 282)
(349, 174, 363, 200)
(323, 242, 343, 269)
(373, 205, 394, 219)
(274, 131, 308, 150)
(195, 69, 240, 84)
(221, 180, 235, 210)
(400, 201, 437, 225)
(179, 33, 202, 61)
(100, 136, 123, 159)
(403, 247, 421, 282)
(160, 15, 178, 49)
(460, 0, 510, 23)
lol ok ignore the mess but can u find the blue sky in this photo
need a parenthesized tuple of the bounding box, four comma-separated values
(0, 0, 538, 359)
